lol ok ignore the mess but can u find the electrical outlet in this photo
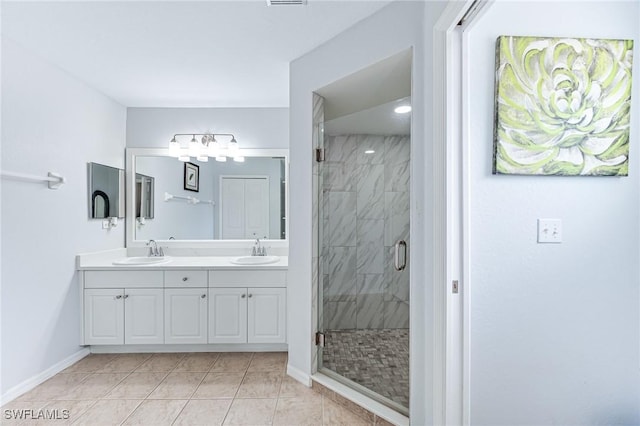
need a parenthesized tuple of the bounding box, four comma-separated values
(537, 219, 562, 243)
(102, 220, 110, 229)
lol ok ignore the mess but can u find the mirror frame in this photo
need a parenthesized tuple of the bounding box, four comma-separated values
(125, 147, 289, 249)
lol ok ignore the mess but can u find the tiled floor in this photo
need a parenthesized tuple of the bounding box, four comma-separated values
(1, 352, 390, 425)
(321, 329, 409, 409)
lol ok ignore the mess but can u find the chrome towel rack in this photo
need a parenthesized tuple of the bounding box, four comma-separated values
(0, 170, 65, 189)
(164, 191, 214, 205)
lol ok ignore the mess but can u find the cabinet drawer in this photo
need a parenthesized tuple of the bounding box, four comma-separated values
(209, 270, 286, 287)
(164, 270, 208, 288)
(84, 271, 163, 288)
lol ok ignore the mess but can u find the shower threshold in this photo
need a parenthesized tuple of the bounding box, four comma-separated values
(311, 371, 409, 426)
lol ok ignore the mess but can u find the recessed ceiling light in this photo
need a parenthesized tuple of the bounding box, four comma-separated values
(365, 150, 375, 154)
(394, 105, 412, 114)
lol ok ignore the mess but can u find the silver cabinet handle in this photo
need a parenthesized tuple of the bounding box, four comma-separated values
(248, 294, 253, 298)
(115, 295, 123, 299)
(182, 277, 188, 282)
(201, 294, 206, 299)
(124, 294, 129, 299)
(394, 240, 407, 271)
(241, 294, 246, 298)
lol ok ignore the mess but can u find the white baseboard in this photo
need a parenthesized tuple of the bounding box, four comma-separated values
(89, 343, 288, 354)
(0, 348, 90, 406)
(286, 363, 311, 386)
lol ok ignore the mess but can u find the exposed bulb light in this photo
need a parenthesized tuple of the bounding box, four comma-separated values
(364, 150, 375, 154)
(234, 156, 245, 163)
(208, 136, 219, 157)
(394, 105, 412, 114)
(169, 137, 180, 157)
(169, 133, 239, 162)
(188, 135, 199, 157)
(228, 137, 239, 154)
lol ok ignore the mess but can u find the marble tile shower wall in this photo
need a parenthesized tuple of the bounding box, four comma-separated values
(322, 134, 410, 331)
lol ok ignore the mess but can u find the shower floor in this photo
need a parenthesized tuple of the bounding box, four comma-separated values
(321, 328, 409, 409)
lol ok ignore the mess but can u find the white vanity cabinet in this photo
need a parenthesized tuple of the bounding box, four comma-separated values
(84, 288, 124, 345)
(164, 270, 208, 344)
(80, 264, 287, 348)
(247, 287, 287, 344)
(208, 270, 287, 344)
(208, 288, 248, 343)
(83, 271, 164, 345)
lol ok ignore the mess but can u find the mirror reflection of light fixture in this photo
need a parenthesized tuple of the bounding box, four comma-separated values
(169, 133, 242, 163)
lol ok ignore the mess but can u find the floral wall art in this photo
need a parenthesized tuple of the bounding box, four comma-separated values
(493, 35, 634, 176)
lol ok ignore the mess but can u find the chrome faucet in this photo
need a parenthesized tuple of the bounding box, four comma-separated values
(252, 237, 262, 256)
(147, 239, 164, 257)
(251, 234, 267, 256)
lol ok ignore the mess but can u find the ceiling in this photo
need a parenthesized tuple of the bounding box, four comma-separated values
(1, 0, 394, 107)
(316, 48, 411, 121)
(323, 96, 411, 136)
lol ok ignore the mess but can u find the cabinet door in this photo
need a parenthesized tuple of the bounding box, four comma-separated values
(208, 288, 247, 344)
(124, 288, 164, 344)
(165, 288, 208, 344)
(84, 289, 124, 345)
(248, 287, 286, 344)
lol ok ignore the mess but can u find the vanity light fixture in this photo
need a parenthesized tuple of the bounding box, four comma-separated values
(394, 105, 412, 114)
(364, 150, 375, 154)
(169, 133, 242, 163)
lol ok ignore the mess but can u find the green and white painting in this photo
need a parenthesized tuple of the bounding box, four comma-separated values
(493, 35, 634, 176)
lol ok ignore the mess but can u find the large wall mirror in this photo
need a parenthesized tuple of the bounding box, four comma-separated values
(126, 148, 288, 247)
(88, 162, 125, 219)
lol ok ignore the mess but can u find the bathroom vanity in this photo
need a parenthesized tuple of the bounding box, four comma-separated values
(77, 252, 288, 351)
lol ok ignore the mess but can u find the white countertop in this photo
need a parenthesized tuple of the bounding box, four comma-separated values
(76, 249, 288, 271)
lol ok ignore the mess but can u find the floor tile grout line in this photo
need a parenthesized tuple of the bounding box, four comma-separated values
(220, 352, 255, 425)
(21, 352, 346, 426)
(111, 352, 186, 424)
(114, 399, 144, 426)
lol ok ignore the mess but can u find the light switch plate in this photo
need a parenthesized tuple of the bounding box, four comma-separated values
(538, 219, 562, 243)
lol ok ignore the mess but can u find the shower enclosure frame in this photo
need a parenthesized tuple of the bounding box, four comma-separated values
(315, 124, 411, 416)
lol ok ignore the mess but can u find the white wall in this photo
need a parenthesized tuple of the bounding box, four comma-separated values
(1, 38, 126, 396)
(468, 2, 640, 424)
(289, 2, 446, 423)
(126, 108, 288, 149)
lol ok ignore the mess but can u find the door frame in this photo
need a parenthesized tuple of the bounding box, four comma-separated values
(433, 1, 492, 424)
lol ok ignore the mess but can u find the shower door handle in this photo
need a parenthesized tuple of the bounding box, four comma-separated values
(394, 240, 407, 271)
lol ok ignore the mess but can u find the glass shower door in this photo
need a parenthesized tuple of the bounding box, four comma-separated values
(317, 120, 410, 414)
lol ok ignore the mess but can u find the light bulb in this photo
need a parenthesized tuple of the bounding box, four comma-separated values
(234, 156, 245, 163)
(228, 137, 239, 154)
(169, 137, 180, 157)
(178, 155, 190, 162)
(197, 155, 209, 162)
(394, 105, 412, 114)
(188, 135, 199, 157)
(215, 156, 227, 162)
(208, 136, 219, 157)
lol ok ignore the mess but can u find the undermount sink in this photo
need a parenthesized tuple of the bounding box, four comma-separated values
(230, 255, 280, 265)
(112, 256, 171, 266)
